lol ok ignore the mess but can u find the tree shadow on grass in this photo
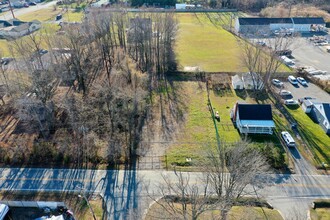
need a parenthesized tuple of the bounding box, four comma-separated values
(234, 89, 247, 100)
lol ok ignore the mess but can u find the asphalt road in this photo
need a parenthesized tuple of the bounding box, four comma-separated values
(0, 168, 330, 220)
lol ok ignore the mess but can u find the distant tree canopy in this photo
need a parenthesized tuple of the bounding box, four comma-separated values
(131, 0, 176, 7)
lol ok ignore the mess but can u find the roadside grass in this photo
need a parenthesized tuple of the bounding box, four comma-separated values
(166, 82, 287, 169)
(286, 107, 330, 165)
(17, 8, 60, 22)
(145, 200, 283, 220)
(310, 208, 330, 220)
(229, 206, 283, 220)
(175, 13, 244, 72)
(62, 11, 84, 22)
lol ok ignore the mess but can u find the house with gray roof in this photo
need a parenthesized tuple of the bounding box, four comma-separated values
(235, 17, 325, 35)
(0, 19, 41, 39)
(302, 100, 330, 134)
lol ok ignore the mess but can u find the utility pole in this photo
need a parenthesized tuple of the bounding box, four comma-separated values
(7, 0, 16, 19)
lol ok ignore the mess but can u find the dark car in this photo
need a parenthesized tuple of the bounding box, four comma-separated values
(0, 57, 14, 65)
(23, 2, 29, 7)
(29, 2, 37, 5)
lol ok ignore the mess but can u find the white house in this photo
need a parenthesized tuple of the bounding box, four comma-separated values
(242, 72, 264, 90)
(231, 103, 275, 135)
(231, 74, 244, 90)
(302, 100, 330, 134)
(0, 19, 41, 39)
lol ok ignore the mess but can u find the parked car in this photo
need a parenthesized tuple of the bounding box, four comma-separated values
(284, 99, 299, 106)
(29, 1, 37, 5)
(281, 131, 296, 147)
(297, 77, 307, 86)
(288, 75, 298, 85)
(272, 79, 284, 87)
(0, 57, 14, 65)
(256, 41, 266, 47)
(23, 2, 29, 7)
(298, 96, 314, 104)
(38, 49, 48, 55)
(280, 90, 292, 96)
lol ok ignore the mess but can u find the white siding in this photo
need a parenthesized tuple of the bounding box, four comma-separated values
(293, 24, 311, 32)
(270, 23, 293, 31)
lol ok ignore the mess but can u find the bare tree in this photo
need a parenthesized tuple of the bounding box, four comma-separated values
(148, 170, 212, 220)
(203, 141, 270, 220)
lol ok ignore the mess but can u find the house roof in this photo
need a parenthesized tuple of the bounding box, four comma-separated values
(238, 17, 325, 26)
(232, 74, 243, 83)
(292, 17, 325, 24)
(237, 104, 273, 121)
(11, 23, 30, 32)
(238, 17, 293, 25)
(314, 103, 330, 121)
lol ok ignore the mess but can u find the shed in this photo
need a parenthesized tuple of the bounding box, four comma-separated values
(231, 74, 244, 90)
(242, 72, 264, 90)
(231, 103, 275, 135)
(302, 99, 313, 113)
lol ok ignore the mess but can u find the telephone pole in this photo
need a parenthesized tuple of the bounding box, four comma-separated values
(7, 0, 16, 19)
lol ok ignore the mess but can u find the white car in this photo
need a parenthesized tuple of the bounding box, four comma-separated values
(272, 79, 284, 87)
(297, 77, 307, 86)
(288, 75, 298, 85)
(284, 99, 299, 106)
(281, 131, 296, 147)
(280, 90, 292, 96)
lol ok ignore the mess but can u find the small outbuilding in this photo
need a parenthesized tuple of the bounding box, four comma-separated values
(231, 74, 244, 90)
(231, 102, 275, 135)
(242, 72, 264, 90)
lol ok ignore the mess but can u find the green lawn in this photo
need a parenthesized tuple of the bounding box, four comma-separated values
(175, 13, 291, 73)
(287, 107, 330, 165)
(175, 13, 244, 72)
(166, 82, 287, 169)
(62, 11, 84, 22)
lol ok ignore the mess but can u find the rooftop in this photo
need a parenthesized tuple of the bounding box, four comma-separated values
(237, 103, 273, 121)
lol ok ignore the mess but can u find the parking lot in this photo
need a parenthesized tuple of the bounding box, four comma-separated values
(290, 36, 330, 74)
(273, 79, 330, 103)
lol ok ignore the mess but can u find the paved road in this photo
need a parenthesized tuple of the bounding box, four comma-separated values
(0, 168, 330, 219)
(0, 1, 56, 20)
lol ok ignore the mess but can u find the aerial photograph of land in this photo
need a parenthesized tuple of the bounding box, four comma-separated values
(0, 0, 329, 219)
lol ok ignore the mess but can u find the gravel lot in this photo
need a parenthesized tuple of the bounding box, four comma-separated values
(273, 80, 330, 103)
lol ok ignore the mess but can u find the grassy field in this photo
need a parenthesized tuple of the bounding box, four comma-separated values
(166, 81, 287, 168)
(17, 8, 60, 22)
(287, 107, 330, 166)
(175, 13, 244, 72)
(145, 200, 283, 220)
(175, 13, 291, 73)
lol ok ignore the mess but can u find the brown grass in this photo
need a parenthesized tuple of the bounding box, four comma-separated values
(260, 3, 330, 22)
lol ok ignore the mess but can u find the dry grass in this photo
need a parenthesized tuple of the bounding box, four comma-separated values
(261, 3, 330, 22)
(145, 199, 283, 220)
